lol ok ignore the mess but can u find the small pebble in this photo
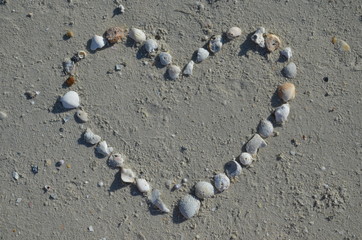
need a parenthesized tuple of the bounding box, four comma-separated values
(16, 198, 22, 204)
(97, 181, 104, 187)
(88, 226, 94, 232)
(12, 171, 19, 180)
(115, 64, 122, 71)
(31, 165, 38, 174)
(0, 111, 7, 120)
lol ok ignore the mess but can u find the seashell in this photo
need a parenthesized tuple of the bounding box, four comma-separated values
(128, 28, 146, 43)
(332, 37, 351, 52)
(194, 181, 215, 199)
(60, 91, 80, 109)
(167, 65, 181, 80)
(280, 47, 292, 59)
(208, 35, 223, 53)
(265, 34, 281, 52)
(144, 39, 158, 53)
(275, 103, 290, 124)
(75, 109, 88, 123)
(65, 75, 76, 87)
(148, 189, 170, 213)
(226, 26, 242, 40)
(251, 27, 266, 48)
(159, 52, 172, 66)
(224, 160, 242, 177)
(83, 128, 101, 145)
(179, 194, 200, 219)
(239, 152, 253, 166)
(107, 153, 126, 168)
(196, 48, 209, 63)
(96, 140, 113, 157)
(257, 119, 274, 138)
(282, 62, 297, 79)
(104, 27, 126, 44)
(90, 35, 106, 51)
(213, 173, 230, 192)
(118, 4, 125, 13)
(65, 30, 74, 38)
(277, 82, 296, 102)
(12, 171, 19, 180)
(120, 168, 136, 183)
(63, 58, 75, 75)
(136, 178, 151, 193)
(183, 60, 194, 76)
(245, 134, 267, 156)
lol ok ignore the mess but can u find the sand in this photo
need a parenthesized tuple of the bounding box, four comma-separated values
(0, 0, 361, 239)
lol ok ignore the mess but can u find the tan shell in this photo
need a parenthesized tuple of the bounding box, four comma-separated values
(277, 82, 296, 102)
(265, 34, 281, 52)
(129, 28, 146, 43)
(226, 26, 241, 40)
(104, 27, 127, 44)
(167, 65, 181, 80)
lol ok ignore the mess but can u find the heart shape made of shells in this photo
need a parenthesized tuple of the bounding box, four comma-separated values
(59, 24, 297, 220)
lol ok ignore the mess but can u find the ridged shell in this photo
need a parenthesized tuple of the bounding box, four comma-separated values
(179, 194, 200, 219)
(159, 52, 172, 66)
(226, 27, 241, 40)
(224, 160, 242, 177)
(90, 35, 106, 51)
(183, 60, 194, 76)
(107, 153, 126, 168)
(277, 82, 296, 102)
(167, 65, 181, 80)
(195, 181, 215, 199)
(144, 39, 158, 53)
(61, 91, 80, 109)
(83, 128, 101, 145)
(251, 27, 266, 48)
(239, 152, 253, 166)
(257, 119, 274, 138)
(245, 134, 267, 156)
(275, 103, 290, 124)
(196, 48, 209, 63)
(214, 173, 230, 192)
(136, 178, 151, 193)
(149, 189, 170, 213)
(121, 168, 136, 183)
(129, 28, 146, 43)
(265, 34, 281, 52)
(282, 62, 297, 79)
(96, 140, 113, 157)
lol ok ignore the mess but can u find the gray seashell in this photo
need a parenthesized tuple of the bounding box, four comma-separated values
(257, 119, 274, 138)
(63, 58, 75, 75)
(75, 109, 88, 123)
(245, 134, 267, 156)
(239, 152, 253, 166)
(129, 28, 146, 43)
(121, 168, 136, 183)
(275, 103, 290, 124)
(83, 128, 101, 145)
(90, 35, 106, 51)
(149, 189, 170, 213)
(226, 27, 242, 40)
(96, 140, 113, 157)
(214, 173, 230, 192)
(195, 181, 215, 199)
(167, 65, 181, 80)
(196, 48, 209, 63)
(282, 62, 297, 79)
(224, 160, 242, 177)
(183, 60, 194, 76)
(251, 27, 266, 48)
(144, 39, 158, 53)
(179, 194, 200, 219)
(61, 91, 80, 109)
(280, 47, 292, 59)
(136, 178, 151, 193)
(107, 153, 126, 168)
(208, 35, 223, 53)
(159, 52, 172, 66)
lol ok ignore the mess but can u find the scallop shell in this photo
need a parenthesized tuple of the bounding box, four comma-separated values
(214, 173, 230, 192)
(148, 189, 170, 213)
(257, 119, 274, 138)
(96, 140, 113, 157)
(194, 181, 215, 199)
(282, 62, 297, 79)
(129, 28, 146, 43)
(63, 58, 75, 75)
(245, 134, 267, 156)
(208, 35, 223, 53)
(107, 153, 126, 168)
(277, 82, 296, 102)
(83, 128, 101, 145)
(183, 60, 194, 76)
(280, 47, 292, 59)
(75, 109, 88, 123)
(167, 65, 181, 80)
(226, 26, 242, 40)
(60, 91, 80, 109)
(196, 48, 209, 63)
(120, 168, 136, 183)
(265, 34, 281, 52)
(136, 178, 151, 193)
(104, 27, 126, 44)
(90, 35, 106, 51)
(224, 160, 242, 177)
(275, 103, 290, 124)
(179, 194, 200, 219)
(251, 27, 266, 48)
(239, 152, 253, 166)
(144, 39, 158, 53)
(159, 52, 172, 66)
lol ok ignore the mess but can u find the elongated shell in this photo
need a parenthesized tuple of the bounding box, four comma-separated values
(282, 62, 297, 79)
(245, 134, 267, 156)
(251, 27, 266, 48)
(167, 65, 181, 80)
(257, 119, 274, 138)
(195, 181, 214, 199)
(144, 39, 158, 53)
(226, 27, 242, 40)
(107, 153, 126, 168)
(196, 48, 209, 63)
(179, 194, 200, 219)
(277, 82, 296, 102)
(90, 35, 106, 51)
(275, 103, 290, 124)
(61, 91, 80, 109)
(159, 52, 172, 66)
(239, 152, 253, 166)
(224, 160, 242, 177)
(129, 28, 146, 43)
(183, 60, 194, 76)
(136, 178, 151, 193)
(96, 140, 113, 157)
(214, 173, 230, 192)
(83, 128, 101, 145)
(149, 189, 170, 213)
(121, 168, 136, 183)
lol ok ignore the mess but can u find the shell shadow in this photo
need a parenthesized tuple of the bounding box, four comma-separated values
(129, 184, 142, 197)
(147, 203, 169, 216)
(50, 98, 69, 114)
(108, 170, 128, 192)
(270, 88, 283, 108)
(93, 149, 108, 159)
(77, 135, 94, 148)
(112, 7, 123, 18)
(154, 55, 166, 69)
(172, 204, 187, 224)
(135, 45, 148, 60)
(277, 53, 288, 63)
(238, 32, 268, 58)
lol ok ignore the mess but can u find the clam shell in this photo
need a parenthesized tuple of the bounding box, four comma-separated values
(104, 27, 126, 44)
(136, 178, 151, 193)
(167, 65, 181, 80)
(60, 91, 80, 109)
(179, 194, 200, 219)
(214, 173, 230, 192)
(149, 189, 170, 213)
(75, 109, 88, 123)
(275, 103, 290, 124)
(83, 128, 101, 145)
(90, 35, 106, 51)
(96, 140, 113, 157)
(196, 48, 209, 63)
(208, 35, 223, 53)
(224, 160, 242, 177)
(277, 82, 296, 102)
(195, 181, 215, 199)
(280, 47, 292, 59)
(183, 60, 194, 76)
(63, 58, 75, 75)
(239, 152, 253, 166)
(245, 134, 267, 156)
(265, 34, 281, 52)
(282, 62, 297, 79)
(226, 26, 242, 40)
(121, 168, 136, 183)
(144, 39, 158, 53)
(129, 28, 146, 43)
(251, 27, 266, 48)
(107, 153, 126, 168)
(257, 119, 274, 138)
(159, 52, 172, 66)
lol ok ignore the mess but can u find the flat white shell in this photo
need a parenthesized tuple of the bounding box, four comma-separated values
(144, 39, 158, 53)
(75, 110, 88, 122)
(83, 128, 101, 145)
(196, 48, 209, 63)
(245, 134, 267, 156)
(280, 47, 292, 59)
(179, 194, 200, 219)
(90, 35, 106, 51)
(195, 181, 214, 199)
(257, 119, 274, 138)
(149, 189, 170, 213)
(226, 27, 242, 40)
(239, 152, 253, 166)
(107, 153, 126, 168)
(183, 60, 194, 76)
(121, 168, 136, 183)
(168, 65, 181, 80)
(136, 178, 151, 193)
(214, 173, 230, 192)
(275, 103, 290, 124)
(96, 140, 113, 157)
(282, 62, 297, 79)
(129, 28, 146, 43)
(251, 27, 266, 48)
(61, 91, 80, 109)
(159, 52, 172, 66)
(224, 160, 242, 177)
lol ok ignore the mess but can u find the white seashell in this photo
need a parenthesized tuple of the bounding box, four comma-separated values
(167, 65, 181, 80)
(226, 27, 242, 40)
(245, 134, 267, 156)
(12, 171, 19, 180)
(107, 153, 126, 168)
(136, 178, 151, 193)
(214, 173, 230, 192)
(280, 47, 292, 59)
(121, 168, 136, 183)
(83, 128, 101, 145)
(208, 35, 223, 53)
(149, 189, 170, 213)
(63, 58, 75, 75)
(90, 35, 106, 51)
(275, 103, 290, 124)
(179, 194, 200, 219)
(60, 91, 80, 109)
(257, 119, 274, 138)
(251, 27, 266, 48)
(129, 28, 146, 43)
(277, 82, 296, 102)
(118, 4, 125, 13)
(239, 152, 253, 166)
(224, 160, 242, 177)
(159, 52, 172, 66)
(194, 181, 214, 199)
(183, 60, 194, 76)
(96, 140, 113, 157)
(282, 62, 297, 79)
(75, 109, 88, 123)
(144, 39, 158, 53)
(196, 48, 209, 63)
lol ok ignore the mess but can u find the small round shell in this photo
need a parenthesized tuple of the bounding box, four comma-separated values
(277, 82, 296, 102)
(159, 52, 172, 66)
(136, 178, 151, 193)
(224, 160, 242, 177)
(239, 152, 253, 166)
(196, 48, 209, 63)
(104, 27, 126, 44)
(214, 173, 230, 192)
(183, 60, 194, 76)
(275, 103, 290, 124)
(129, 28, 146, 43)
(75, 109, 88, 123)
(144, 39, 158, 53)
(96, 141, 113, 157)
(245, 134, 267, 156)
(282, 62, 297, 79)
(265, 34, 281, 52)
(280, 47, 292, 59)
(60, 91, 80, 109)
(251, 27, 266, 48)
(179, 194, 201, 219)
(121, 168, 136, 183)
(78, 51, 87, 59)
(257, 119, 274, 138)
(208, 35, 223, 53)
(167, 65, 181, 80)
(90, 35, 106, 51)
(83, 128, 101, 145)
(107, 153, 126, 168)
(226, 26, 242, 40)
(194, 181, 215, 199)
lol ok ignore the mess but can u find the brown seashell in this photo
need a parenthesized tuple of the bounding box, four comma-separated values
(277, 82, 295, 102)
(265, 34, 281, 52)
(65, 76, 76, 87)
(65, 30, 74, 38)
(104, 27, 127, 44)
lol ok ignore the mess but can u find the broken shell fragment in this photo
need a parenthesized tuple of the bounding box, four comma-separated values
(104, 27, 126, 44)
(214, 173, 230, 192)
(183, 60, 194, 76)
(208, 35, 223, 53)
(239, 152, 253, 166)
(245, 134, 267, 156)
(224, 160, 242, 177)
(332, 37, 351, 52)
(75, 109, 88, 122)
(128, 28, 146, 43)
(136, 178, 151, 193)
(144, 39, 158, 53)
(90, 35, 106, 51)
(196, 48, 209, 63)
(159, 52, 172, 66)
(280, 47, 292, 59)
(282, 62, 297, 79)
(60, 91, 80, 109)
(251, 27, 266, 48)
(277, 82, 296, 102)
(179, 194, 200, 219)
(65, 76, 76, 87)
(83, 128, 101, 145)
(121, 168, 136, 183)
(167, 65, 181, 80)
(96, 140, 113, 157)
(149, 189, 170, 213)
(226, 26, 242, 40)
(257, 119, 274, 138)
(107, 153, 126, 168)
(195, 181, 215, 199)
(265, 34, 281, 52)
(63, 58, 75, 75)
(275, 103, 290, 124)
(12, 171, 19, 180)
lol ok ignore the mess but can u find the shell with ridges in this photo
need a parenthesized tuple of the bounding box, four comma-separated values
(129, 28, 146, 43)
(277, 82, 296, 102)
(159, 52, 172, 66)
(179, 194, 201, 219)
(195, 181, 215, 199)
